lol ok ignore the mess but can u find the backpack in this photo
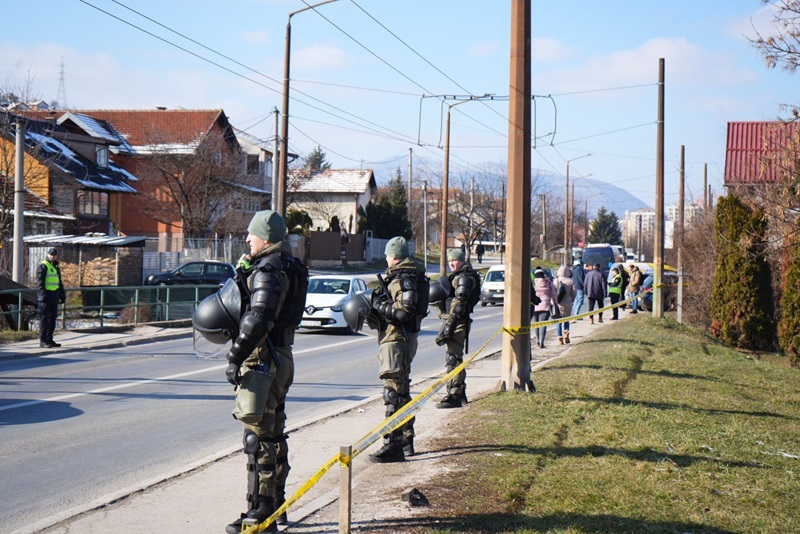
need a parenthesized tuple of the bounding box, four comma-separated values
(557, 282, 567, 303)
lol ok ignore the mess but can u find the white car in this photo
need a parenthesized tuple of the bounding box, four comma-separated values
(299, 275, 370, 333)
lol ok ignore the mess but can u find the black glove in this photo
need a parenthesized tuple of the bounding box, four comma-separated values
(436, 322, 453, 346)
(225, 362, 241, 386)
(365, 311, 381, 331)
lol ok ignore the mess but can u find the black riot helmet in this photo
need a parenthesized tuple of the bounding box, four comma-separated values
(343, 289, 373, 333)
(192, 278, 243, 348)
(428, 275, 452, 304)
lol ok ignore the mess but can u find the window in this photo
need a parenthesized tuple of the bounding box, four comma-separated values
(246, 154, 260, 175)
(96, 146, 109, 168)
(77, 190, 109, 217)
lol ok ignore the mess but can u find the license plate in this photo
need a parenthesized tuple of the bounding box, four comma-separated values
(493, 293, 503, 298)
(301, 320, 321, 327)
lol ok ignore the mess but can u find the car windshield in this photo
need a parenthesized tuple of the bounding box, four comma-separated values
(582, 249, 614, 270)
(485, 270, 504, 283)
(308, 279, 350, 294)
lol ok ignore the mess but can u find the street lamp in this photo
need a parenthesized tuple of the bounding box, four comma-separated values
(276, 0, 340, 217)
(564, 153, 590, 265)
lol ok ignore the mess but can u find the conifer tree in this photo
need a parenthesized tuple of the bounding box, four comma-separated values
(587, 207, 623, 244)
(710, 195, 775, 350)
(778, 216, 800, 366)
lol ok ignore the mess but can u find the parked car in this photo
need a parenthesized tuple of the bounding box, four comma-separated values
(480, 264, 505, 306)
(300, 275, 369, 333)
(581, 244, 616, 279)
(144, 261, 235, 286)
(637, 265, 678, 312)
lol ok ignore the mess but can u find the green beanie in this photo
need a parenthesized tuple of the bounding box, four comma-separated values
(447, 248, 465, 262)
(247, 210, 286, 243)
(384, 236, 409, 259)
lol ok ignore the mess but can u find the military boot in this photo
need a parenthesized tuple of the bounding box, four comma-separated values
(274, 493, 288, 525)
(226, 497, 277, 534)
(369, 433, 405, 463)
(403, 437, 415, 457)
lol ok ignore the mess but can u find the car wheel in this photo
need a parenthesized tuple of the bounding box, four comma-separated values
(481, 301, 487, 307)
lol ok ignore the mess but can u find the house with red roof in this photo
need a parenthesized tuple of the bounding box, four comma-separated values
(725, 121, 799, 187)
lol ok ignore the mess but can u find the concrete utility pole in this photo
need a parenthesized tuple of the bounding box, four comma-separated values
(541, 194, 547, 261)
(677, 145, 685, 324)
(408, 148, 413, 211)
(271, 107, 279, 211)
(422, 180, 428, 269)
(501, 0, 534, 392)
(653, 58, 665, 318)
(277, 0, 340, 217)
(13, 118, 25, 283)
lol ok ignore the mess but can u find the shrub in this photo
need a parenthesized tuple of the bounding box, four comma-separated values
(710, 195, 776, 350)
(778, 217, 800, 366)
(119, 301, 155, 324)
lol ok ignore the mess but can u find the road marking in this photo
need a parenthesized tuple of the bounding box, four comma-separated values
(0, 365, 228, 413)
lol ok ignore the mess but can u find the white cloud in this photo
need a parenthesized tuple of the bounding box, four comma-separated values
(466, 41, 499, 58)
(532, 37, 570, 62)
(724, 3, 776, 41)
(293, 44, 350, 71)
(542, 37, 757, 94)
(240, 29, 271, 46)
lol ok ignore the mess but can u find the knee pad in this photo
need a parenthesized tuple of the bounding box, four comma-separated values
(445, 352, 461, 372)
(383, 387, 399, 417)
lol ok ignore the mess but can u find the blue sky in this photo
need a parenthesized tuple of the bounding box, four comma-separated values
(2, 1, 796, 212)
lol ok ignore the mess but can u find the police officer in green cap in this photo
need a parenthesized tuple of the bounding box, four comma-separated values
(433, 248, 481, 408)
(366, 236, 429, 463)
(223, 210, 308, 533)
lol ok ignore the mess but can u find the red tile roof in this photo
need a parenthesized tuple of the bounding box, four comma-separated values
(725, 121, 799, 186)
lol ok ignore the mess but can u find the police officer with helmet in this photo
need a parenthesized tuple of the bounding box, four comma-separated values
(364, 236, 429, 463)
(192, 210, 308, 533)
(431, 248, 481, 409)
(37, 247, 66, 348)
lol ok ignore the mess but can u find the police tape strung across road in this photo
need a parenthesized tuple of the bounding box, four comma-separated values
(243, 286, 656, 532)
(242, 328, 503, 533)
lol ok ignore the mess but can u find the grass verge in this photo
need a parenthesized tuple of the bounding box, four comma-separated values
(393, 317, 800, 533)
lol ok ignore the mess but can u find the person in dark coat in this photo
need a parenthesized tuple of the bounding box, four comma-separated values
(584, 263, 607, 324)
(37, 248, 66, 348)
(571, 260, 585, 318)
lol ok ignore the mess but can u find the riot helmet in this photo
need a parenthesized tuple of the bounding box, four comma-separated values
(343, 289, 373, 333)
(428, 275, 452, 304)
(192, 278, 243, 358)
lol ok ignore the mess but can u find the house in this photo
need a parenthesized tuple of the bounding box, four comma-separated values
(1, 112, 138, 236)
(725, 121, 799, 187)
(56, 108, 269, 244)
(0, 172, 74, 235)
(288, 168, 377, 232)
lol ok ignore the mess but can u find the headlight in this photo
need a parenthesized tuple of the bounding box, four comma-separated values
(145, 275, 155, 284)
(331, 298, 347, 312)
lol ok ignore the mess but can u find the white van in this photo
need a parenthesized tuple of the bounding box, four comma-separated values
(479, 264, 505, 306)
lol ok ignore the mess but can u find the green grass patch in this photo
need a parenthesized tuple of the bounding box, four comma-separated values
(0, 329, 39, 344)
(415, 317, 800, 533)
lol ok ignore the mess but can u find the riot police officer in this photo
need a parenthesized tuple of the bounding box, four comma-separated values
(432, 248, 481, 409)
(195, 210, 308, 533)
(367, 236, 429, 463)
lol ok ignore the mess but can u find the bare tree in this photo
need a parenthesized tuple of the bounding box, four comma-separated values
(135, 128, 247, 239)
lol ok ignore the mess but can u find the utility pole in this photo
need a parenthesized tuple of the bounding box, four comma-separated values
(271, 107, 279, 211)
(468, 175, 474, 262)
(637, 214, 643, 261)
(653, 58, 665, 318)
(677, 145, 685, 324)
(13, 118, 25, 284)
(423, 180, 428, 269)
(501, 0, 533, 392)
(408, 148, 413, 209)
(541, 194, 547, 261)
(564, 154, 590, 265)
(703, 163, 708, 214)
(584, 199, 588, 246)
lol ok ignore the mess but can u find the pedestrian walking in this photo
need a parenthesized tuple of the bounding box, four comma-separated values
(192, 210, 309, 533)
(475, 243, 485, 263)
(608, 266, 623, 320)
(584, 263, 607, 324)
(555, 265, 576, 344)
(627, 263, 642, 313)
(37, 247, 66, 348)
(432, 248, 481, 409)
(532, 268, 558, 348)
(571, 259, 585, 319)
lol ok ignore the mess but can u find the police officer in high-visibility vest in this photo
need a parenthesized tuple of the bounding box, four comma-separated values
(37, 247, 66, 348)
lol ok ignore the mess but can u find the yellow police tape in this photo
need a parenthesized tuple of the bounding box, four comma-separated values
(242, 328, 503, 533)
(244, 285, 654, 532)
(503, 285, 656, 335)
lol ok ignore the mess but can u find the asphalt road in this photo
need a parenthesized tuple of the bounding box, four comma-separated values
(0, 305, 505, 533)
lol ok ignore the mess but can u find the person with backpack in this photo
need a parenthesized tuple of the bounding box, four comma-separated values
(432, 248, 481, 409)
(366, 236, 429, 463)
(555, 265, 577, 344)
(195, 210, 309, 533)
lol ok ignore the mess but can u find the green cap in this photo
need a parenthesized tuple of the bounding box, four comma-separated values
(384, 236, 409, 259)
(447, 249, 465, 262)
(247, 210, 286, 243)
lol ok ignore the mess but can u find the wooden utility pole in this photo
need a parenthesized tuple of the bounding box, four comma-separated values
(677, 145, 685, 324)
(541, 194, 547, 261)
(653, 58, 665, 318)
(703, 163, 708, 215)
(501, 0, 533, 392)
(13, 118, 25, 284)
